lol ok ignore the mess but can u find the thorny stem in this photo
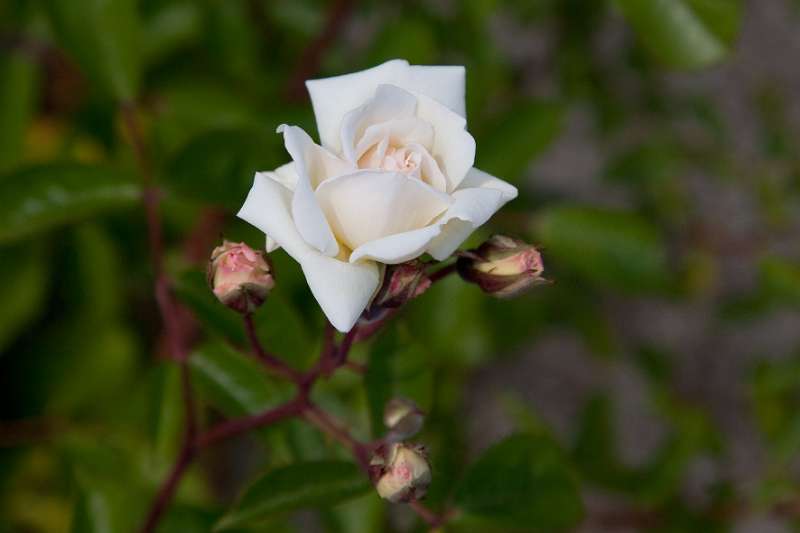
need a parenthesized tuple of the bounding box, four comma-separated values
(243, 313, 300, 380)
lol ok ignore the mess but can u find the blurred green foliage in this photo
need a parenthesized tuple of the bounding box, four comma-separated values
(3, 0, 800, 532)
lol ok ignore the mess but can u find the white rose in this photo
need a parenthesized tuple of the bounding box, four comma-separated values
(238, 59, 518, 332)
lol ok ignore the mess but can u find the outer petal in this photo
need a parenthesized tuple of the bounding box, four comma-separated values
(279, 125, 351, 257)
(237, 173, 380, 332)
(350, 167, 518, 263)
(426, 167, 518, 260)
(315, 170, 452, 251)
(349, 224, 442, 264)
(307, 59, 466, 152)
(258, 162, 298, 253)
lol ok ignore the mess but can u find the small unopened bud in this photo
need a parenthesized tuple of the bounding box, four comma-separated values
(384, 398, 424, 440)
(457, 235, 545, 298)
(367, 260, 431, 316)
(208, 240, 275, 313)
(372, 443, 431, 503)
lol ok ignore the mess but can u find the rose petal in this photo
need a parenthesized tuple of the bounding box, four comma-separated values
(415, 93, 476, 191)
(348, 167, 517, 263)
(279, 125, 352, 257)
(341, 84, 418, 163)
(349, 224, 442, 264)
(307, 59, 466, 152)
(354, 118, 434, 162)
(238, 173, 381, 331)
(256, 163, 299, 253)
(315, 170, 452, 251)
(425, 167, 518, 259)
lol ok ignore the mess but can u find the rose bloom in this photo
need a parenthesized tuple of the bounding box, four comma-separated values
(238, 59, 517, 331)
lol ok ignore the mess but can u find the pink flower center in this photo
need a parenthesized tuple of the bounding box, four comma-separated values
(394, 462, 412, 482)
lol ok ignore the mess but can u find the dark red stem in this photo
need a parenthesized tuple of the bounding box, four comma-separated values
(284, 0, 353, 101)
(428, 262, 457, 284)
(138, 441, 195, 533)
(243, 314, 301, 381)
(196, 397, 306, 448)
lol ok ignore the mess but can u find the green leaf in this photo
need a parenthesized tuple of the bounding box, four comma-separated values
(615, 0, 742, 69)
(141, 0, 202, 65)
(66, 439, 147, 533)
(535, 205, 671, 292)
(0, 53, 39, 173)
(364, 328, 397, 438)
(254, 293, 313, 369)
(44, 0, 141, 100)
(190, 342, 291, 417)
(165, 127, 283, 210)
(174, 270, 247, 346)
(0, 164, 139, 245)
(455, 433, 583, 530)
(477, 100, 564, 183)
(0, 242, 48, 353)
(215, 461, 371, 531)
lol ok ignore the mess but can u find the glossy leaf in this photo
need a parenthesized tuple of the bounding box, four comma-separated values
(455, 433, 583, 530)
(44, 0, 141, 100)
(364, 328, 397, 437)
(174, 270, 247, 346)
(190, 342, 292, 417)
(535, 205, 671, 292)
(0, 164, 139, 245)
(0, 242, 48, 354)
(165, 127, 283, 210)
(616, 0, 742, 69)
(215, 461, 370, 531)
(0, 53, 39, 173)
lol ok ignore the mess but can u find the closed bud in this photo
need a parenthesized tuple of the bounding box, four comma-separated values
(384, 398, 424, 440)
(368, 260, 431, 313)
(457, 235, 546, 298)
(372, 443, 431, 503)
(208, 241, 275, 313)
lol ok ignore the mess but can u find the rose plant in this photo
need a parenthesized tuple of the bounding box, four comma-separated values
(117, 60, 545, 533)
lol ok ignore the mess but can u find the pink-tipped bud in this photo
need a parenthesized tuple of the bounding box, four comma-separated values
(208, 240, 275, 313)
(384, 398, 424, 440)
(369, 260, 431, 312)
(371, 443, 431, 503)
(457, 235, 546, 298)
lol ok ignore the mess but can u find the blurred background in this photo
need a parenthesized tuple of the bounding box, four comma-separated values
(2, 0, 800, 531)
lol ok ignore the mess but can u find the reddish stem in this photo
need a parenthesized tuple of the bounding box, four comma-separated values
(243, 314, 300, 381)
(303, 405, 371, 471)
(196, 398, 305, 448)
(284, 0, 353, 101)
(139, 441, 195, 533)
(428, 262, 457, 284)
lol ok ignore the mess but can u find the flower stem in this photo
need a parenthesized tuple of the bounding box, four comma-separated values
(196, 397, 305, 448)
(428, 262, 457, 284)
(243, 314, 300, 380)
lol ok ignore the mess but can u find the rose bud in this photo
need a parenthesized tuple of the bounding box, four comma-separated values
(384, 398, 424, 441)
(370, 260, 431, 312)
(457, 235, 546, 298)
(372, 443, 431, 503)
(207, 240, 275, 313)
